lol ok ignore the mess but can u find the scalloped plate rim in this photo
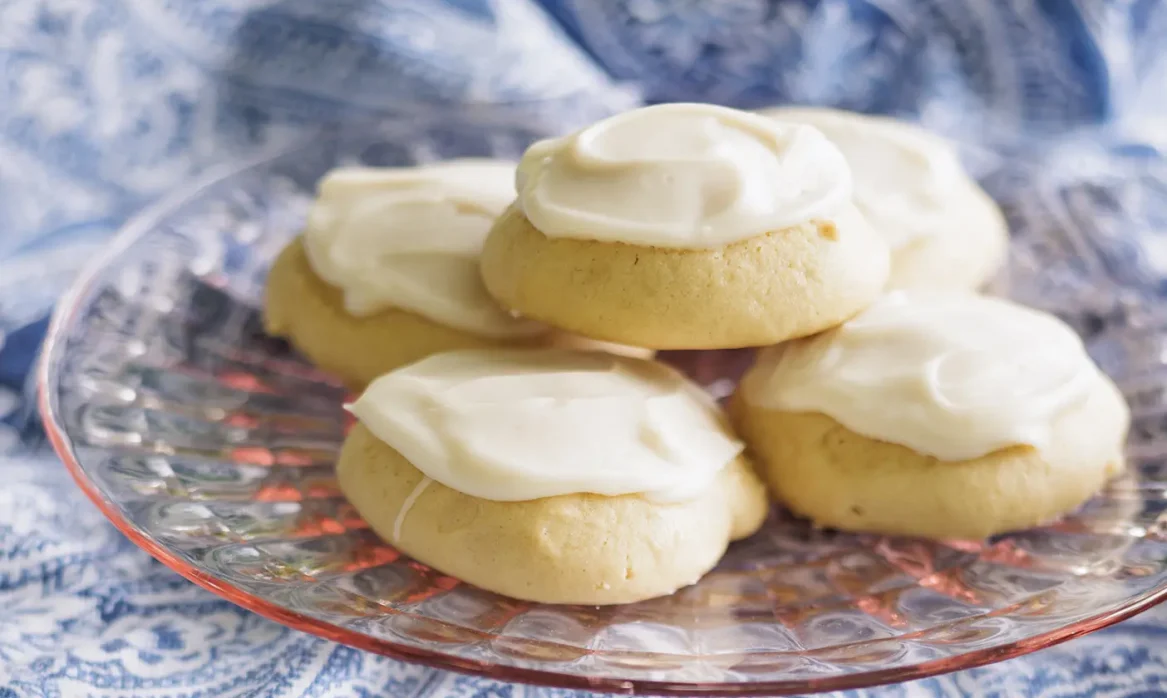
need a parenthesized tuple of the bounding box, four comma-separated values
(34, 139, 1167, 696)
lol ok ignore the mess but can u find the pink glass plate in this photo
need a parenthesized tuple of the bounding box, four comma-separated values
(37, 122, 1167, 695)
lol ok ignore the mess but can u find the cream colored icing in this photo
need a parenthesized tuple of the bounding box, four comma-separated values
(515, 103, 852, 248)
(348, 349, 744, 502)
(744, 291, 1107, 461)
(302, 160, 546, 338)
(393, 476, 432, 542)
(759, 107, 986, 249)
(765, 107, 994, 249)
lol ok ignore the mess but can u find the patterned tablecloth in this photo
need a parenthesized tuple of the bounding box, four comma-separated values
(3, 2, 1167, 696)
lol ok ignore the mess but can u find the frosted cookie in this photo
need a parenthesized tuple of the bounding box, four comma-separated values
(733, 292, 1129, 540)
(263, 161, 648, 389)
(480, 103, 890, 350)
(339, 349, 768, 604)
(759, 107, 1008, 291)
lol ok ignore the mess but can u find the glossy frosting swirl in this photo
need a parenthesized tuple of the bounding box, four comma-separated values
(348, 349, 744, 502)
(515, 103, 852, 248)
(743, 292, 1103, 460)
(761, 107, 977, 249)
(302, 160, 545, 338)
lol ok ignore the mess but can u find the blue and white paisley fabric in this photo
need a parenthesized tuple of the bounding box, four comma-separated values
(2, 1, 1167, 696)
(541, 0, 1167, 139)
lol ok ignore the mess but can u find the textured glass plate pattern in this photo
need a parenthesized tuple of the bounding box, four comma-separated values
(38, 122, 1167, 696)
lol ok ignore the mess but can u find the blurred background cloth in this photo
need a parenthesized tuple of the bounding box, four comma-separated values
(2, 1, 1167, 696)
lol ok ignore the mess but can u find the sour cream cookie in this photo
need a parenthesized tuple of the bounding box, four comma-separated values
(733, 292, 1129, 540)
(339, 349, 768, 604)
(480, 103, 890, 349)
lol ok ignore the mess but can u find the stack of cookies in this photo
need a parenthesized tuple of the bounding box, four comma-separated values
(263, 103, 1129, 605)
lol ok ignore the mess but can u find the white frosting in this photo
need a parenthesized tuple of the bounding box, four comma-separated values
(744, 292, 1104, 461)
(760, 107, 974, 249)
(302, 160, 545, 338)
(348, 349, 744, 502)
(393, 477, 432, 542)
(515, 103, 853, 248)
